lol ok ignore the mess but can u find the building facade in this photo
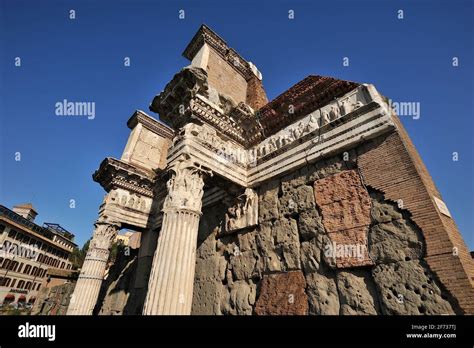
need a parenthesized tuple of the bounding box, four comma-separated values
(0, 204, 76, 306)
(67, 25, 474, 315)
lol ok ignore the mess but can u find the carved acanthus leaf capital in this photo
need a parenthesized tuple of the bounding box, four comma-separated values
(90, 222, 120, 250)
(163, 157, 212, 213)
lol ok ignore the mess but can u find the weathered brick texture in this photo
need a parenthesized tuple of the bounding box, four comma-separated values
(207, 48, 247, 104)
(246, 75, 268, 110)
(357, 114, 474, 314)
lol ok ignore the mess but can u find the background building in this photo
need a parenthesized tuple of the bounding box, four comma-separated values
(114, 231, 141, 249)
(0, 203, 76, 307)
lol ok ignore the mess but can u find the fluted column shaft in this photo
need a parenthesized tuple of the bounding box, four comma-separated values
(67, 222, 119, 315)
(143, 156, 210, 315)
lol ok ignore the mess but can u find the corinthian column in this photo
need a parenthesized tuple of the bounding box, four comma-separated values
(143, 157, 210, 315)
(67, 221, 119, 315)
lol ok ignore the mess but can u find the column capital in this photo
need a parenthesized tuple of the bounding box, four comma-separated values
(90, 221, 120, 250)
(163, 155, 212, 214)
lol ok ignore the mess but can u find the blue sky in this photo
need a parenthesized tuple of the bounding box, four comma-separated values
(0, 0, 472, 250)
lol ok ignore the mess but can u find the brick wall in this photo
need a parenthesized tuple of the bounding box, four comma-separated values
(206, 48, 248, 104)
(246, 75, 268, 110)
(357, 114, 474, 314)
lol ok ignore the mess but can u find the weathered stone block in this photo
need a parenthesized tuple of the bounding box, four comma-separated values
(307, 156, 346, 182)
(314, 170, 373, 268)
(300, 239, 321, 274)
(280, 242, 302, 271)
(297, 208, 325, 241)
(255, 271, 308, 315)
(273, 217, 298, 245)
(305, 272, 340, 315)
(237, 229, 258, 252)
(371, 197, 402, 223)
(372, 260, 454, 315)
(230, 250, 258, 280)
(195, 254, 227, 282)
(255, 222, 282, 273)
(226, 280, 256, 315)
(326, 227, 373, 268)
(369, 220, 424, 264)
(196, 230, 218, 259)
(281, 166, 310, 191)
(336, 270, 379, 315)
(192, 280, 226, 315)
(258, 179, 280, 222)
(279, 185, 315, 217)
(273, 217, 301, 270)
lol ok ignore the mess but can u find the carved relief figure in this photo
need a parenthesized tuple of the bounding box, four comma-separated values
(340, 99, 351, 115)
(224, 188, 258, 233)
(321, 110, 331, 126)
(292, 121, 305, 139)
(329, 105, 340, 121)
(305, 112, 320, 133)
(353, 100, 364, 109)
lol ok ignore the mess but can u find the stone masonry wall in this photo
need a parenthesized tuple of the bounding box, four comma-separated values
(191, 131, 463, 315)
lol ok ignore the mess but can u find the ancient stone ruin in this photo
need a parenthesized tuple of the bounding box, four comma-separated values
(66, 25, 474, 315)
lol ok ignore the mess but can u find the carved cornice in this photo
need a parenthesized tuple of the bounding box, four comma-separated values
(149, 66, 209, 129)
(93, 157, 156, 198)
(182, 24, 255, 81)
(190, 95, 249, 145)
(127, 110, 174, 139)
(167, 84, 393, 189)
(150, 68, 362, 149)
(150, 67, 261, 146)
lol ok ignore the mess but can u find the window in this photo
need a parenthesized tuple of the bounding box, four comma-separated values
(17, 280, 25, 289)
(17, 262, 24, 273)
(2, 259, 11, 269)
(8, 229, 17, 239)
(10, 261, 19, 272)
(23, 264, 31, 275)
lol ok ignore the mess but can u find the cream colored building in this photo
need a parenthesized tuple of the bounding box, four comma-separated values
(0, 203, 76, 306)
